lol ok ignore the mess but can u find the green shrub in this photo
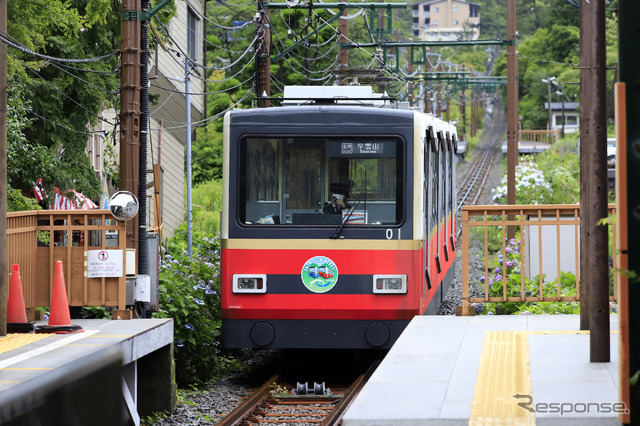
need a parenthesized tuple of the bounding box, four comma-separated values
(8, 187, 41, 212)
(154, 227, 245, 386)
(191, 179, 223, 235)
(478, 235, 581, 315)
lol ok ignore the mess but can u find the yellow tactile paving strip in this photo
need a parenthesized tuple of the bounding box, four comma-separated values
(529, 330, 618, 335)
(469, 331, 536, 426)
(0, 333, 54, 355)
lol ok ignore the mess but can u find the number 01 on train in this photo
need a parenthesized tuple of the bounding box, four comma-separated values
(221, 87, 460, 349)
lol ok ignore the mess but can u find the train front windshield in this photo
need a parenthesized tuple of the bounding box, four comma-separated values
(239, 136, 403, 226)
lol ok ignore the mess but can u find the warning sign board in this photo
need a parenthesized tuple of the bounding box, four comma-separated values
(87, 249, 124, 278)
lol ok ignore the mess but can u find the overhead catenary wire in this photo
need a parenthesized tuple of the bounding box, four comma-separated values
(150, 88, 255, 132)
(3, 47, 118, 127)
(11, 96, 108, 136)
(0, 31, 119, 64)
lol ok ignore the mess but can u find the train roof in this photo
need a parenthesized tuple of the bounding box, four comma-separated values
(226, 105, 416, 128)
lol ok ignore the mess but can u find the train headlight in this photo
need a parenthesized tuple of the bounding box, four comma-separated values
(373, 275, 407, 294)
(233, 274, 267, 293)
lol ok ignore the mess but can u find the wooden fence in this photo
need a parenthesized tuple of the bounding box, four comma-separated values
(7, 210, 127, 320)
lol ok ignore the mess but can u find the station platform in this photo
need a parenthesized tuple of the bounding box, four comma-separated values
(342, 314, 621, 425)
(0, 318, 174, 425)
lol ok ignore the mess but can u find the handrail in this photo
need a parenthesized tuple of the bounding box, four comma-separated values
(459, 204, 616, 315)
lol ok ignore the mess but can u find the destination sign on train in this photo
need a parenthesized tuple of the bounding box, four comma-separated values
(329, 139, 396, 157)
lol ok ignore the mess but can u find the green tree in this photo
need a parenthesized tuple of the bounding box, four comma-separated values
(8, 0, 120, 200)
(8, 1, 175, 202)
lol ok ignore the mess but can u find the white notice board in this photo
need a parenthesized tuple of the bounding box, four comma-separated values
(87, 249, 124, 278)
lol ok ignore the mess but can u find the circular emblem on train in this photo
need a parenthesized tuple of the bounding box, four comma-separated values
(301, 256, 339, 293)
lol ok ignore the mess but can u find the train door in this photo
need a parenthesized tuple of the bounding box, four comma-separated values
(281, 141, 325, 224)
(448, 132, 455, 250)
(422, 133, 429, 299)
(436, 131, 445, 277)
(425, 126, 438, 293)
(443, 132, 450, 265)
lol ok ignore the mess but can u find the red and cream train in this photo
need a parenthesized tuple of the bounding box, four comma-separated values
(221, 87, 460, 349)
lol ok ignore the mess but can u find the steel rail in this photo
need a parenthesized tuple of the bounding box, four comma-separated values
(217, 374, 279, 426)
(455, 102, 506, 239)
(322, 360, 380, 425)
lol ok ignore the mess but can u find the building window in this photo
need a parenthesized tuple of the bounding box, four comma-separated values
(453, 20, 459, 26)
(554, 115, 563, 127)
(470, 6, 479, 18)
(433, 7, 439, 12)
(187, 7, 199, 63)
(433, 20, 439, 27)
(453, 6, 458, 12)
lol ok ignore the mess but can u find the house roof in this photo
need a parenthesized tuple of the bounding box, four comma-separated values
(544, 102, 579, 111)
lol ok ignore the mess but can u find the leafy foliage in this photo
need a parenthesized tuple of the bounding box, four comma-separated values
(7, 0, 124, 199)
(6, 1, 177, 200)
(154, 228, 245, 386)
(8, 188, 41, 212)
(534, 139, 581, 204)
(192, 179, 223, 235)
(477, 235, 581, 315)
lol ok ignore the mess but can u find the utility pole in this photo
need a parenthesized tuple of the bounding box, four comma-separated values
(120, 0, 142, 258)
(580, 0, 609, 361)
(459, 88, 466, 140)
(506, 0, 518, 240)
(407, 42, 414, 106)
(470, 91, 476, 137)
(256, 0, 270, 107)
(0, 0, 7, 337)
(120, 0, 172, 272)
(424, 48, 431, 114)
(445, 86, 450, 122)
(338, 0, 348, 86)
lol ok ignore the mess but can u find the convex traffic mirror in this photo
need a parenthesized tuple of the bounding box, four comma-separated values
(108, 191, 139, 221)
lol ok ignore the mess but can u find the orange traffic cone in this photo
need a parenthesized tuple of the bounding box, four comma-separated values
(37, 261, 82, 334)
(7, 264, 35, 333)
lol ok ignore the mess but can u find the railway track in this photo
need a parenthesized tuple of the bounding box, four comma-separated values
(454, 99, 506, 239)
(218, 362, 378, 426)
(456, 104, 505, 210)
